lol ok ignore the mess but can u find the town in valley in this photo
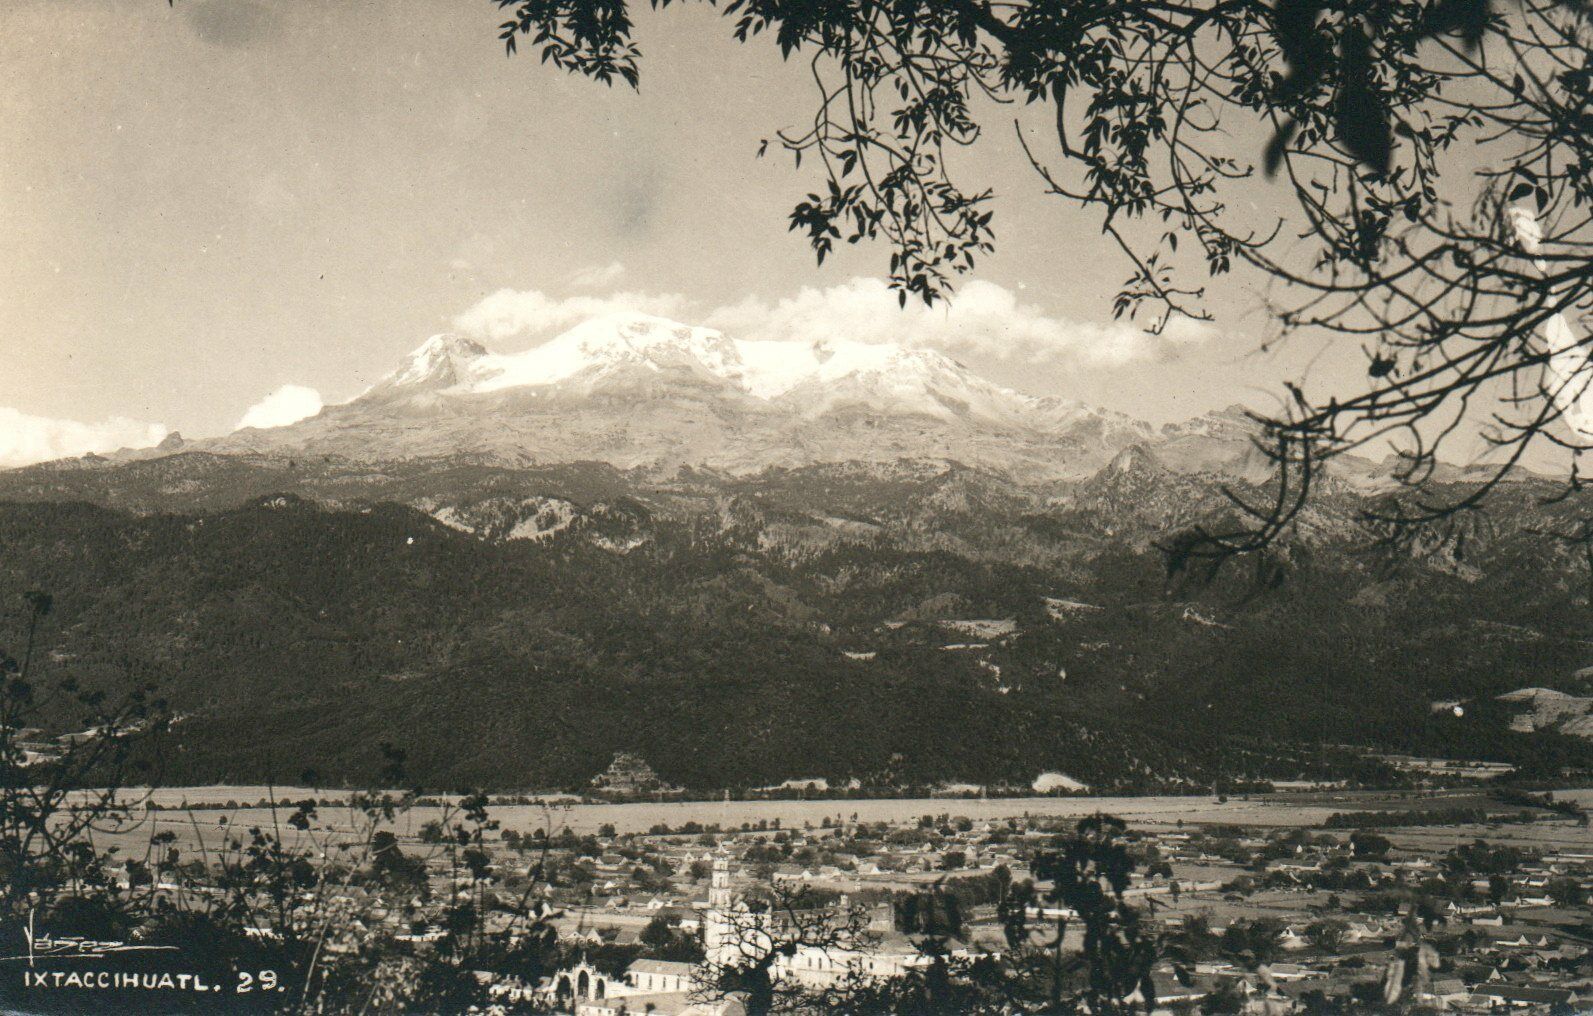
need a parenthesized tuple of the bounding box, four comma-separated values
(39, 752, 1589, 1015)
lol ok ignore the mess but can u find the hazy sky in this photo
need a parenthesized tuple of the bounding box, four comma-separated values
(2, 0, 1378, 463)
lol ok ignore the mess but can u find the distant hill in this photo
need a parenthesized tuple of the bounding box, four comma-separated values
(1, 460, 1589, 790)
(2, 312, 1590, 789)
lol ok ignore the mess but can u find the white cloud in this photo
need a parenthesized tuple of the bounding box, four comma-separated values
(235, 385, 324, 431)
(705, 277, 1216, 367)
(569, 261, 626, 288)
(0, 407, 168, 468)
(453, 288, 693, 342)
(452, 276, 1216, 370)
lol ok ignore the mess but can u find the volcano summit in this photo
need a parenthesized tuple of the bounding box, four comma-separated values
(206, 312, 1157, 480)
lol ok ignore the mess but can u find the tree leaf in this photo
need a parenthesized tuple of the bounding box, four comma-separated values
(1333, 25, 1391, 175)
(1264, 119, 1299, 178)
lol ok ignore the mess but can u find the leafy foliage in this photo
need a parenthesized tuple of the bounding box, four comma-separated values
(491, 0, 1593, 558)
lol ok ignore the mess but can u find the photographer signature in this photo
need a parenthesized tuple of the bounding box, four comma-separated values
(0, 909, 178, 965)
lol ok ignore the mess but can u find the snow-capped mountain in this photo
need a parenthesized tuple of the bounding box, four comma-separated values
(210, 312, 1156, 479)
(362, 313, 1107, 427)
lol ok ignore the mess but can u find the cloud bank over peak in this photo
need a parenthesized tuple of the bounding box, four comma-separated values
(452, 275, 1216, 368)
(0, 407, 168, 468)
(453, 288, 692, 342)
(236, 385, 324, 431)
(705, 278, 1216, 367)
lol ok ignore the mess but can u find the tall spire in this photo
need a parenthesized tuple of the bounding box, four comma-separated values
(709, 844, 733, 912)
(704, 843, 736, 966)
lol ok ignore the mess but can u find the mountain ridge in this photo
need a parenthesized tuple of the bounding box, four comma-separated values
(4, 312, 1390, 502)
(3, 313, 1589, 789)
(12, 312, 1551, 492)
(1, 455, 1588, 790)
(188, 312, 1186, 481)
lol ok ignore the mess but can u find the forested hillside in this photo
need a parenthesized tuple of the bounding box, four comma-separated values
(2, 454, 1589, 791)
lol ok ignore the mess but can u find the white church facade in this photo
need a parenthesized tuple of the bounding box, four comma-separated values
(538, 847, 935, 1015)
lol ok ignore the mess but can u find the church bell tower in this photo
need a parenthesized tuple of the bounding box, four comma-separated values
(705, 845, 734, 964)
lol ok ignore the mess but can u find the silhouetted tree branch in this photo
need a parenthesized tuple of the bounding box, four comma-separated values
(493, 0, 1593, 562)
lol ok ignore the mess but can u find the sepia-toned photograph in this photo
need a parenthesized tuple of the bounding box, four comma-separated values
(1, 0, 1591, 1012)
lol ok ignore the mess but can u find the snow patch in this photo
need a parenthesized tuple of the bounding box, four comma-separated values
(390, 335, 489, 387)
(374, 312, 1063, 429)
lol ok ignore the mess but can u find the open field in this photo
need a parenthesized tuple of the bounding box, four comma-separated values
(69, 786, 1593, 860)
(35, 783, 1593, 1014)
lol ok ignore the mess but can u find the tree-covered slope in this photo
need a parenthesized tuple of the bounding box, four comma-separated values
(1, 457, 1588, 791)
